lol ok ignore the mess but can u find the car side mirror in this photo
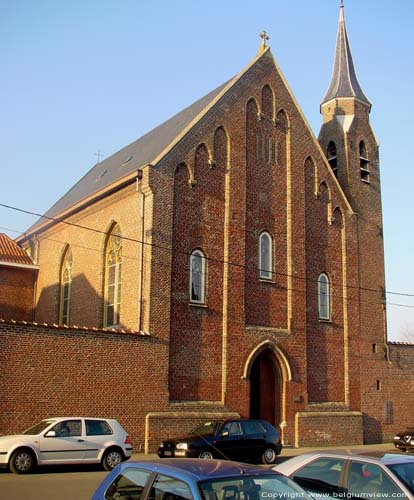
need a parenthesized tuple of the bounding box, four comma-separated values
(221, 431, 229, 438)
(45, 430, 56, 438)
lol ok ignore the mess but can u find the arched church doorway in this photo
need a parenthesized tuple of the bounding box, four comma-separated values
(249, 349, 282, 427)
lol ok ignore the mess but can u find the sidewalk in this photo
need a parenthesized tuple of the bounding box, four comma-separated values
(280, 442, 394, 457)
(132, 442, 395, 461)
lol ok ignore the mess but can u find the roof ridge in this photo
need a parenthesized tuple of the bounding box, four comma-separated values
(21, 48, 272, 238)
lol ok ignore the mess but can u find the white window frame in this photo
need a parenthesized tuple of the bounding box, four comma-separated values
(318, 273, 331, 320)
(259, 232, 273, 280)
(189, 250, 206, 304)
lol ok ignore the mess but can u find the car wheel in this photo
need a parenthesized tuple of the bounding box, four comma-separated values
(262, 447, 277, 464)
(102, 447, 124, 471)
(9, 448, 36, 474)
(198, 450, 214, 459)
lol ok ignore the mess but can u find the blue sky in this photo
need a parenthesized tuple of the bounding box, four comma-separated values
(1, 0, 413, 340)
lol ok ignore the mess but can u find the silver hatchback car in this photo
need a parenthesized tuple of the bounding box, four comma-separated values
(0, 417, 133, 473)
(274, 450, 414, 499)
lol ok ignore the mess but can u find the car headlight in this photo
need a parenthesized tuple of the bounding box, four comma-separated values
(159, 443, 165, 448)
(176, 442, 188, 450)
(393, 436, 401, 440)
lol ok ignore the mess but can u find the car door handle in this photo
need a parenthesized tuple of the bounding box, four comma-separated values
(78, 439, 85, 442)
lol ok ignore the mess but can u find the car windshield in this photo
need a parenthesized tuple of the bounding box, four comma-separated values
(387, 463, 414, 494)
(190, 421, 223, 437)
(23, 419, 57, 435)
(199, 474, 312, 500)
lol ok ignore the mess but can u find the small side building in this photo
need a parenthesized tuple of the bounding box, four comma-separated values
(0, 233, 38, 321)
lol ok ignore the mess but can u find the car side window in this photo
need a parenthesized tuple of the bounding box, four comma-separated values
(51, 419, 82, 437)
(148, 474, 193, 500)
(86, 419, 113, 436)
(347, 462, 405, 499)
(241, 421, 264, 436)
(104, 467, 152, 500)
(292, 458, 345, 495)
(389, 462, 414, 493)
(222, 422, 242, 437)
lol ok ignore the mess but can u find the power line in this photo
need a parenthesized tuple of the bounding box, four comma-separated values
(5, 225, 413, 311)
(1, 230, 414, 326)
(1, 202, 414, 305)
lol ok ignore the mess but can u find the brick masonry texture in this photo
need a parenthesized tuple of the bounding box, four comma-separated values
(0, 322, 168, 452)
(3, 49, 414, 450)
(0, 266, 36, 321)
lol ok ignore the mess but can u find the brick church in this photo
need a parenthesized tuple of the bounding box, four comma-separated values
(2, 4, 414, 450)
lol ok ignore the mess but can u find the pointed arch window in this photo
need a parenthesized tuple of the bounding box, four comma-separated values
(359, 140, 370, 182)
(327, 141, 337, 177)
(318, 273, 331, 320)
(104, 224, 122, 327)
(190, 250, 206, 304)
(259, 232, 273, 280)
(59, 246, 73, 325)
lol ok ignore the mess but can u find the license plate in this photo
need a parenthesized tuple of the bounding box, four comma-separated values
(164, 451, 172, 456)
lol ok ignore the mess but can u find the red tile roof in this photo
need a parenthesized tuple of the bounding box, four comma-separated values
(0, 233, 34, 266)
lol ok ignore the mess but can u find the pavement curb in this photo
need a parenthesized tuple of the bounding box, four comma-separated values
(131, 443, 396, 461)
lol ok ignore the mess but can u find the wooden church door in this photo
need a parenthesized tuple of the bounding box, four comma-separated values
(249, 350, 282, 427)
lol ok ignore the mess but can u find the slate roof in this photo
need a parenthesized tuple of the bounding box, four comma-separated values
(22, 31, 358, 240)
(38, 79, 232, 226)
(0, 233, 35, 266)
(321, 4, 370, 107)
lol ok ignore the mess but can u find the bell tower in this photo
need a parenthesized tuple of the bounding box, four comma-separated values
(319, 1, 375, 204)
(318, 2, 388, 410)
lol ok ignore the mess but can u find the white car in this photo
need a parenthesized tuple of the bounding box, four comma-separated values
(0, 417, 133, 474)
(274, 450, 414, 499)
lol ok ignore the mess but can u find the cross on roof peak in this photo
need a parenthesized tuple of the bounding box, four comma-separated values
(260, 31, 269, 46)
(258, 31, 270, 55)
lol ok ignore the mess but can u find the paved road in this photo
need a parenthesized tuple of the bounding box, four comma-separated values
(0, 444, 395, 500)
(0, 464, 107, 500)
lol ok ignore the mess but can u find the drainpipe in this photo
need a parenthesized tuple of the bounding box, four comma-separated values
(136, 169, 145, 332)
(32, 268, 39, 322)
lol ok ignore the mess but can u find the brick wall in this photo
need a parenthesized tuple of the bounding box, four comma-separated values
(33, 185, 143, 330)
(144, 51, 368, 447)
(0, 321, 168, 451)
(360, 341, 414, 443)
(296, 411, 363, 447)
(0, 265, 36, 321)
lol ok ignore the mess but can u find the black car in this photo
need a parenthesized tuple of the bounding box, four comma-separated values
(393, 427, 414, 452)
(157, 419, 282, 464)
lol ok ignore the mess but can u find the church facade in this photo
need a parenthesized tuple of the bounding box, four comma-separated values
(3, 5, 413, 450)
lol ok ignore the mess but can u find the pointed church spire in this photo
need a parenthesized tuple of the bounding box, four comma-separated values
(321, 2, 371, 108)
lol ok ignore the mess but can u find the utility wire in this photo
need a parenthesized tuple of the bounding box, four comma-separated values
(2, 228, 414, 319)
(1, 202, 414, 305)
(6, 225, 413, 312)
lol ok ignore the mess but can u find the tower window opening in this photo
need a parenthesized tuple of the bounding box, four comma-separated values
(359, 140, 370, 182)
(327, 141, 338, 177)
